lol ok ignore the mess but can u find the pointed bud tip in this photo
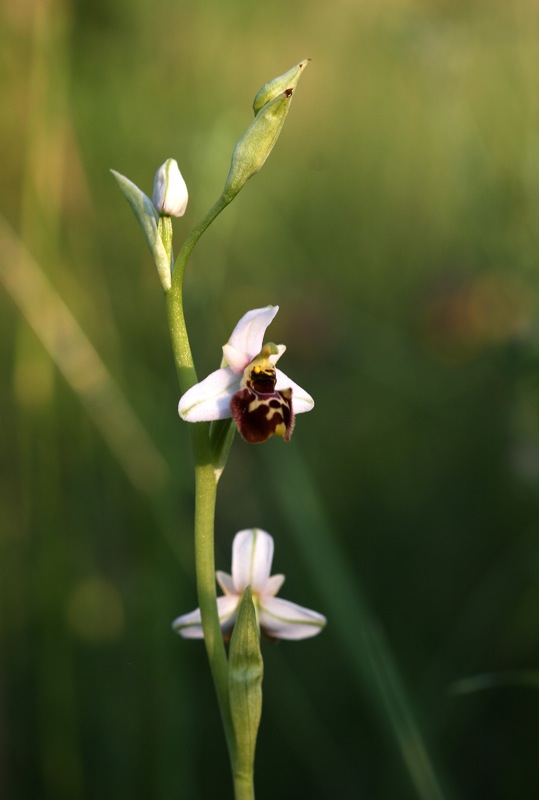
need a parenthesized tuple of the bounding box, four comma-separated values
(252, 58, 310, 115)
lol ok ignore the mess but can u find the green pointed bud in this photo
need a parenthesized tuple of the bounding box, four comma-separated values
(111, 170, 172, 291)
(228, 587, 263, 779)
(152, 159, 188, 217)
(223, 89, 296, 201)
(253, 58, 310, 115)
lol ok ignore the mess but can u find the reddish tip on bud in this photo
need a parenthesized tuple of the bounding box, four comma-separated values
(252, 59, 309, 115)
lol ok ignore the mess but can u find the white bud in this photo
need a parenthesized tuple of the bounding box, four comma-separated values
(152, 159, 188, 217)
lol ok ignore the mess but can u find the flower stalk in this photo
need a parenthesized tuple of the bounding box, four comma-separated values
(193, 455, 237, 764)
(171, 193, 233, 295)
(163, 158, 251, 784)
(166, 288, 237, 770)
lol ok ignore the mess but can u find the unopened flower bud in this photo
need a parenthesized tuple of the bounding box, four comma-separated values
(223, 89, 295, 201)
(152, 159, 188, 217)
(252, 58, 310, 115)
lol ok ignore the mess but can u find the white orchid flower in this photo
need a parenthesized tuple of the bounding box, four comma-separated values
(178, 306, 314, 443)
(172, 529, 327, 641)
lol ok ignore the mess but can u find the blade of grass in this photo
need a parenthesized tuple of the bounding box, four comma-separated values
(0, 214, 169, 498)
(451, 669, 539, 695)
(262, 444, 449, 800)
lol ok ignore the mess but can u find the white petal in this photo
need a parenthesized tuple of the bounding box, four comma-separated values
(264, 573, 285, 597)
(228, 306, 279, 361)
(222, 343, 249, 374)
(231, 528, 274, 593)
(216, 571, 235, 595)
(275, 369, 314, 414)
(172, 595, 239, 639)
(178, 367, 238, 422)
(259, 597, 327, 640)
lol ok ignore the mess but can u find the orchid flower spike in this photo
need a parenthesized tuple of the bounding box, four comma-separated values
(173, 529, 327, 641)
(178, 306, 314, 443)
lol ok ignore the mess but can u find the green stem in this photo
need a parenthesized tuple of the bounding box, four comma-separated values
(233, 773, 255, 800)
(192, 442, 236, 765)
(172, 193, 232, 293)
(164, 193, 238, 776)
(165, 294, 236, 764)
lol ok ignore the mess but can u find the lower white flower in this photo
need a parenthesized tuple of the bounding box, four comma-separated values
(172, 529, 327, 641)
(178, 306, 314, 443)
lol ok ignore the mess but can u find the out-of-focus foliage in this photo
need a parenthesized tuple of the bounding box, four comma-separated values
(1, 1, 539, 798)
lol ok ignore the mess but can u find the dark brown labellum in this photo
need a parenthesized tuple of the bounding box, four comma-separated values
(230, 365, 294, 443)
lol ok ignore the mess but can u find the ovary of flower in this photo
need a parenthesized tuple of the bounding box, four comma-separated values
(178, 306, 314, 443)
(172, 529, 327, 640)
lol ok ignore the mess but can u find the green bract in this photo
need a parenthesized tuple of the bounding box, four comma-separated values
(111, 169, 172, 291)
(228, 587, 263, 781)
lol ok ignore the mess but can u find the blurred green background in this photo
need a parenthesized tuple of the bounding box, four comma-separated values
(2, 0, 539, 798)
